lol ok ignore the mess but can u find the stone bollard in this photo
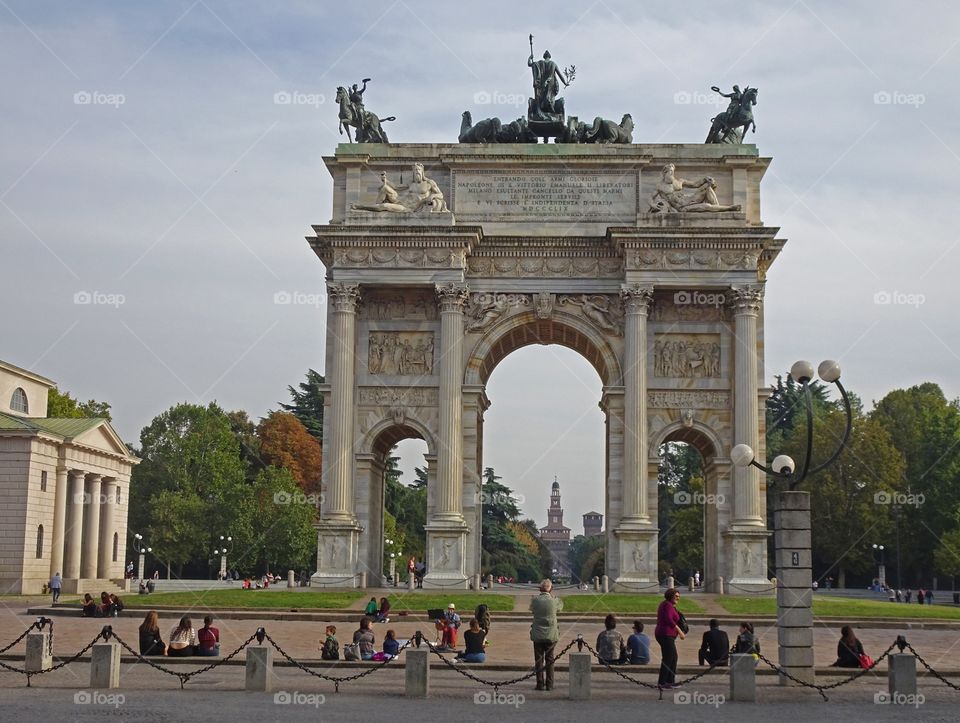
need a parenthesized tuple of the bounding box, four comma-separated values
(25, 630, 51, 672)
(486, 574, 494, 589)
(688, 577, 695, 592)
(717, 576, 724, 595)
(593, 576, 600, 592)
(473, 573, 482, 590)
(246, 646, 273, 692)
(90, 642, 121, 689)
(602, 575, 609, 593)
(287, 570, 295, 588)
(408, 574, 415, 591)
(405, 647, 429, 697)
(888, 654, 917, 699)
(359, 571, 367, 588)
(729, 654, 756, 702)
(568, 651, 591, 700)
(667, 576, 674, 590)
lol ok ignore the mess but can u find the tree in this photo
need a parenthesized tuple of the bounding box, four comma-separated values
(256, 411, 322, 494)
(657, 442, 704, 581)
(383, 453, 427, 561)
(280, 369, 325, 441)
(227, 409, 262, 477)
(479, 468, 550, 581)
(46, 387, 112, 421)
(569, 534, 604, 582)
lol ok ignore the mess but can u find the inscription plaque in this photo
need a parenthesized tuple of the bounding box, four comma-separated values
(453, 169, 638, 222)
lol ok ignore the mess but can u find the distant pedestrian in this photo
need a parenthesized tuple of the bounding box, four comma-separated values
(529, 579, 563, 691)
(895, 589, 902, 603)
(926, 589, 934, 605)
(655, 588, 687, 688)
(917, 588, 925, 605)
(905, 589, 912, 603)
(49, 572, 61, 604)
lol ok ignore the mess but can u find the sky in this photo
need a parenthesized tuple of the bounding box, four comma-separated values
(2, 0, 959, 529)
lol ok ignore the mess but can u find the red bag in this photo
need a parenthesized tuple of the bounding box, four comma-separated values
(858, 653, 874, 669)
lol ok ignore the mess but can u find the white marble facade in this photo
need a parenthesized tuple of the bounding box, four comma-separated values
(309, 143, 784, 592)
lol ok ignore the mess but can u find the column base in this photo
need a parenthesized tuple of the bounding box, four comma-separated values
(723, 527, 772, 594)
(423, 522, 469, 589)
(313, 519, 362, 587)
(611, 526, 659, 589)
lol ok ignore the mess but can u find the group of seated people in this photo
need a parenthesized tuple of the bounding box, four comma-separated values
(595, 616, 761, 667)
(138, 612, 220, 657)
(81, 592, 124, 617)
(240, 573, 278, 589)
(321, 618, 405, 662)
(363, 596, 391, 622)
(696, 619, 760, 666)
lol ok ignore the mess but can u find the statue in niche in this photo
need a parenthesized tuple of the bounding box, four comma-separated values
(351, 163, 449, 214)
(648, 164, 741, 213)
(705, 85, 758, 144)
(632, 542, 646, 573)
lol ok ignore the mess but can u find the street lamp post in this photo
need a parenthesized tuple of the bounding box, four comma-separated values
(732, 359, 853, 687)
(133, 533, 152, 581)
(217, 535, 233, 580)
(892, 504, 903, 590)
(872, 544, 886, 588)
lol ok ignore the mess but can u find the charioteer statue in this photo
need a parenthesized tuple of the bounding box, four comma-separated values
(705, 84, 758, 144)
(526, 34, 575, 140)
(336, 77, 396, 143)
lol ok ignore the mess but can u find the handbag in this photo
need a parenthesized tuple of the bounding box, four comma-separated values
(343, 643, 360, 661)
(858, 653, 874, 669)
(677, 611, 690, 635)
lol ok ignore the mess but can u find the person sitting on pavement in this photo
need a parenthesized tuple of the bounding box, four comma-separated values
(353, 616, 376, 661)
(167, 616, 199, 657)
(138, 611, 166, 656)
(627, 620, 650, 664)
(197, 615, 220, 656)
(698, 618, 730, 666)
(321, 625, 339, 660)
(732, 621, 760, 659)
(383, 629, 400, 658)
(81, 593, 98, 617)
(832, 625, 865, 668)
(98, 591, 114, 617)
(376, 596, 391, 623)
(364, 597, 379, 616)
(437, 603, 461, 651)
(455, 618, 487, 663)
(596, 614, 627, 664)
(475, 603, 491, 634)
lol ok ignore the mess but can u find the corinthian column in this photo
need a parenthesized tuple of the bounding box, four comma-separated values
(63, 469, 85, 579)
(434, 282, 469, 523)
(620, 284, 654, 524)
(49, 467, 68, 577)
(81, 474, 102, 579)
(325, 282, 361, 521)
(731, 284, 765, 526)
(97, 479, 116, 578)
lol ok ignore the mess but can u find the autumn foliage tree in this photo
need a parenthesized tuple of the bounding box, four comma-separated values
(256, 411, 321, 495)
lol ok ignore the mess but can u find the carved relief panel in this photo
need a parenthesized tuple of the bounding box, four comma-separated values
(367, 332, 435, 376)
(653, 334, 722, 378)
(360, 289, 438, 320)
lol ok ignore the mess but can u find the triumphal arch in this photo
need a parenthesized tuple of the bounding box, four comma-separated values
(309, 140, 783, 592)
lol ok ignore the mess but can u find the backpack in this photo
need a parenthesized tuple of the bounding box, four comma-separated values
(677, 611, 689, 635)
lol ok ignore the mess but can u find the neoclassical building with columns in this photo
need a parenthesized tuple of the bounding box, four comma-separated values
(0, 360, 137, 594)
(309, 142, 783, 591)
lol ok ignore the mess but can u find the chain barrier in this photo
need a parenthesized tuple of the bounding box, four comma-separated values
(108, 627, 260, 689)
(579, 638, 724, 700)
(904, 640, 960, 691)
(0, 625, 108, 687)
(263, 630, 410, 692)
(0, 617, 52, 655)
(423, 634, 578, 694)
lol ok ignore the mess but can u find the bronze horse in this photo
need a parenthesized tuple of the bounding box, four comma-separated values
(336, 86, 394, 143)
(705, 87, 757, 144)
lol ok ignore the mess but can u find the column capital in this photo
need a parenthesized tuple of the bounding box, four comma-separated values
(729, 284, 764, 315)
(620, 284, 654, 315)
(327, 282, 361, 312)
(435, 282, 469, 313)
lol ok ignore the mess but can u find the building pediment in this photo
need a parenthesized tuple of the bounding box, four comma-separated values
(71, 422, 136, 460)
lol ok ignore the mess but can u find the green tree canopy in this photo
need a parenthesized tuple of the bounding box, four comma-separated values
(46, 387, 112, 421)
(280, 369, 325, 441)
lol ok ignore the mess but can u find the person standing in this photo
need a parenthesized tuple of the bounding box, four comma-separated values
(655, 588, 686, 688)
(529, 579, 563, 691)
(49, 572, 61, 604)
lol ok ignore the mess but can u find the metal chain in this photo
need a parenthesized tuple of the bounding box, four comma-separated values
(264, 632, 410, 692)
(0, 620, 42, 655)
(906, 642, 960, 691)
(109, 629, 260, 689)
(423, 636, 579, 692)
(0, 628, 109, 687)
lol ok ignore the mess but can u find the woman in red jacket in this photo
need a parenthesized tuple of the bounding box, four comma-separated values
(654, 587, 686, 688)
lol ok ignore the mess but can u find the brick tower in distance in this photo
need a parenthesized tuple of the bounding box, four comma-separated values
(539, 478, 572, 577)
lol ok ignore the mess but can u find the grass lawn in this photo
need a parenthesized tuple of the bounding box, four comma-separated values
(123, 590, 364, 610)
(386, 593, 514, 612)
(560, 594, 705, 615)
(716, 595, 960, 620)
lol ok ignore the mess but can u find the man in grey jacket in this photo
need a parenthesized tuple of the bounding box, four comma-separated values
(529, 579, 563, 690)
